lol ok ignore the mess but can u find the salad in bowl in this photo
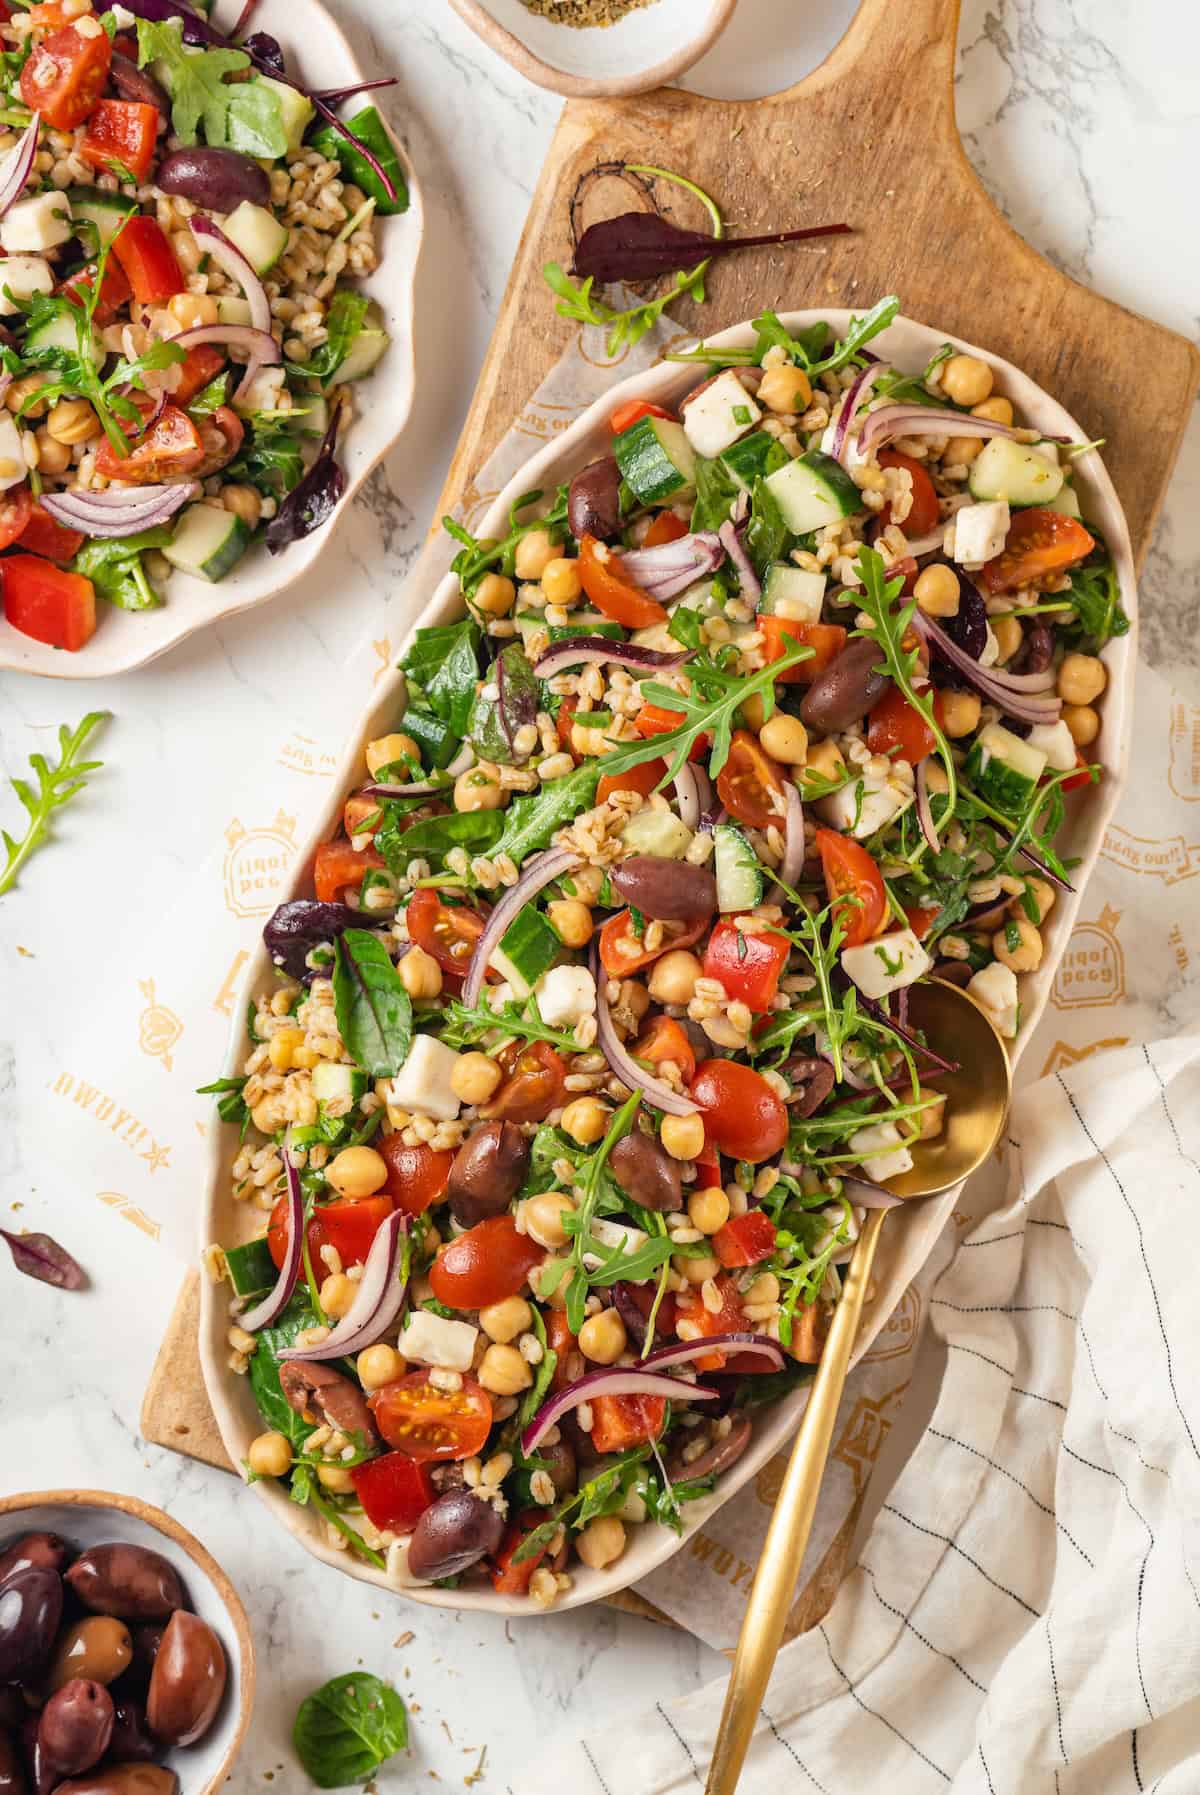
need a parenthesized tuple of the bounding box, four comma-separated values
(201, 297, 1132, 1611)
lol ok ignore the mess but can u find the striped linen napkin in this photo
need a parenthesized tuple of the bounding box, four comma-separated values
(524, 1030, 1200, 1793)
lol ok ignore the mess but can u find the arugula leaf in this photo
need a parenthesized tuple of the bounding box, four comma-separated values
(136, 18, 287, 156)
(487, 760, 601, 869)
(544, 257, 705, 362)
(443, 487, 569, 600)
(745, 475, 790, 577)
(400, 618, 481, 733)
(226, 416, 305, 495)
(516, 1306, 556, 1432)
(187, 370, 231, 415)
(667, 604, 705, 652)
(72, 527, 172, 612)
(1060, 535, 1129, 650)
(247, 1295, 318, 1446)
(548, 1091, 640, 1333)
(196, 1074, 251, 1141)
(1, 712, 109, 899)
(439, 992, 581, 1056)
(332, 930, 413, 1077)
(376, 807, 502, 871)
(293, 1673, 408, 1790)
(286, 290, 369, 385)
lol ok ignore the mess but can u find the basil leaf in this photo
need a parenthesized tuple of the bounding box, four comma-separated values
(401, 619, 481, 734)
(378, 808, 503, 870)
(293, 1672, 408, 1790)
(332, 930, 413, 1078)
(488, 761, 600, 870)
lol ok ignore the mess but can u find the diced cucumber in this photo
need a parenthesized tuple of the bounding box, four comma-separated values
(765, 451, 861, 534)
(290, 395, 329, 437)
(614, 415, 697, 506)
(163, 503, 253, 582)
(501, 907, 562, 987)
(968, 436, 1064, 508)
(760, 563, 826, 622)
(216, 294, 253, 327)
(1046, 483, 1082, 520)
(67, 187, 136, 250)
(224, 1237, 276, 1298)
(327, 301, 390, 389)
(719, 429, 789, 493)
(681, 370, 763, 459)
(257, 76, 314, 156)
(23, 307, 101, 364)
(310, 104, 410, 216)
(222, 201, 289, 276)
(311, 1062, 368, 1105)
(488, 946, 531, 998)
(713, 824, 763, 912)
(620, 808, 691, 860)
(964, 721, 1048, 815)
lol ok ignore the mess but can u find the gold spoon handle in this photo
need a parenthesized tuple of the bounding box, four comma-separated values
(704, 1206, 890, 1795)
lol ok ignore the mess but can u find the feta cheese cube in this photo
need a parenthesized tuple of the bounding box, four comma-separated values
(848, 1120, 914, 1184)
(0, 193, 73, 255)
(400, 1308, 479, 1372)
(1027, 719, 1078, 772)
(681, 370, 762, 460)
(0, 256, 53, 313)
(583, 1217, 648, 1272)
(817, 774, 912, 840)
(0, 416, 26, 492)
(388, 1033, 462, 1121)
(535, 964, 596, 1030)
(952, 499, 1010, 567)
(840, 928, 932, 1001)
(968, 962, 1020, 1039)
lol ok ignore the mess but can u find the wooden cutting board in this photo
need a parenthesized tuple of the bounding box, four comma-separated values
(143, 0, 1197, 1627)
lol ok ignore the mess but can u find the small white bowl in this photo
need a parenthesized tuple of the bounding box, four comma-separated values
(0, 1488, 254, 1794)
(447, 0, 738, 98)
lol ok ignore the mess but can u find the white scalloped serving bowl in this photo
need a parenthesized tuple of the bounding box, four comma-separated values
(200, 308, 1136, 1615)
(0, 0, 423, 680)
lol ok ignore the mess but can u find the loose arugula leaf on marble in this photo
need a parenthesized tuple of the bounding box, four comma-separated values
(1, 711, 109, 899)
(332, 930, 413, 1077)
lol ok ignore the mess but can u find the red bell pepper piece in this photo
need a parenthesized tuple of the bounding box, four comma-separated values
(173, 344, 228, 407)
(491, 1510, 551, 1595)
(80, 98, 159, 182)
(350, 1453, 434, 1533)
(15, 502, 85, 565)
(2, 555, 95, 652)
(112, 214, 186, 305)
(589, 1393, 666, 1455)
(713, 1210, 778, 1269)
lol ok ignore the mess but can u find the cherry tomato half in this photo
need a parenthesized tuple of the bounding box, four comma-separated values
(610, 398, 674, 435)
(20, 23, 111, 130)
(429, 1214, 545, 1311)
(95, 403, 203, 484)
(903, 903, 941, 940)
(878, 449, 939, 536)
(703, 918, 790, 1013)
(0, 484, 33, 551)
(716, 729, 787, 830)
(633, 1014, 696, 1086)
(689, 1060, 788, 1163)
(370, 1371, 493, 1463)
(578, 534, 667, 630)
(597, 754, 667, 805)
(267, 1192, 393, 1272)
(351, 1452, 434, 1533)
(598, 910, 706, 979)
(641, 510, 688, 547)
(378, 1137, 454, 1218)
(79, 97, 159, 182)
(867, 683, 936, 763)
(313, 839, 386, 904)
(483, 1040, 568, 1124)
(814, 827, 886, 949)
(759, 617, 846, 686)
(406, 885, 486, 979)
(979, 508, 1095, 595)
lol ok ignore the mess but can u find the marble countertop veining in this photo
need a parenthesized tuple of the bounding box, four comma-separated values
(1, 2, 1196, 1788)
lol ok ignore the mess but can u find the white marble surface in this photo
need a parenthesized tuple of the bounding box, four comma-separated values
(1, 1, 1196, 1788)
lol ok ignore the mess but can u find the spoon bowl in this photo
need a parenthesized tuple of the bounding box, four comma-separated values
(888, 979, 1013, 1198)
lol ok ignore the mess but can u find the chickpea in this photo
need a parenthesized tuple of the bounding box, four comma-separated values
(247, 1432, 293, 1478)
(647, 948, 702, 1006)
(547, 897, 594, 948)
(1016, 877, 1056, 926)
(971, 395, 1014, 425)
(688, 1186, 730, 1235)
(660, 1113, 706, 1161)
(399, 945, 443, 1000)
(317, 1465, 356, 1494)
(474, 572, 516, 617)
(366, 732, 422, 776)
(357, 1344, 405, 1391)
(1058, 652, 1107, 707)
(222, 484, 262, 529)
(6, 373, 49, 419)
(938, 689, 981, 739)
(915, 1085, 948, 1141)
(561, 1097, 610, 1147)
(914, 563, 960, 618)
(804, 738, 845, 781)
(514, 528, 558, 582)
(578, 1308, 627, 1365)
(744, 1272, 780, 1307)
(758, 364, 812, 415)
(541, 557, 583, 607)
(740, 691, 767, 732)
(759, 713, 809, 766)
(478, 1343, 533, 1396)
(1063, 703, 1100, 747)
(618, 979, 651, 1024)
(454, 766, 504, 813)
(326, 1145, 388, 1199)
(267, 1026, 304, 1072)
(46, 399, 99, 445)
(35, 430, 71, 475)
(677, 1252, 720, 1285)
(532, 1256, 575, 1309)
(575, 1515, 626, 1570)
(319, 1273, 356, 1319)
(479, 1296, 532, 1344)
(523, 1190, 576, 1249)
(993, 916, 1043, 973)
(941, 354, 994, 408)
(991, 614, 1023, 664)
(168, 290, 219, 331)
(450, 1052, 503, 1106)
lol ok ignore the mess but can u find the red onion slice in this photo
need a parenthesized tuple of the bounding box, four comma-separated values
(534, 639, 688, 681)
(909, 610, 1062, 724)
(462, 848, 581, 1008)
(779, 780, 805, 888)
(239, 1157, 303, 1331)
(362, 780, 448, 800)
(915, 757, 939, 852)
(860, 403, 1032, 458)
(169, 322, 280, 365)
(904, 526, 947, 557)
(521, 1365, 717, 1455)
(672, 764, 701, 830)
(189, 216, 273, 401)
(617, 530, 726, 602)
(592, 941, 700, 1118)
(41, 483, 198, 536)
(830, 361, 887, 464)
(718, 519, 761, 604)
(842, 1177, 906, 1210)
(0, 114, 40, 219)
(640, 1333, 785, 1374)
(278, 1210, 409, 1361)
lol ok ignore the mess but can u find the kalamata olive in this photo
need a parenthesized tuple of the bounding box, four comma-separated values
(407, 1492, 504, 1582)
(156, 147, 270, 213)
(65, 1550, 183, 1627)
(534, 1437, 577, 1501)
(51, 1769, 178, 1795)
(49, 1620, 132, 1694)
(106, 1705, 156, 1766)
(0, 1537, 65, 1591)
(609, 1131, 682, 1213)
(783, 1057, 836, 1120)
(278, 1362, 380, 1446)
(0, 1731, 27, 1795)
(932, 576, 988, 687)
(610, 857, 717, 924)
(799, 638, 891, 734)
(567, 457, 622, 541)
(109, 53, 169, 115)
(1014, 620, 1053, 676)
(145, 1612, 225, 1749)
(933, 958, 973, 987)
(446, 1122, 529, 1229)
(37, 1681, 112, 1780)
(667, 1415, 752, 1482)
(0, 1689, 22, 1731)
(109, 1627, 162, 1705)
(0, 1570, 62, 1681)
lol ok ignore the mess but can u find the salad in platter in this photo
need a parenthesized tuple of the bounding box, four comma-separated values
(0, 0, 405, 656)
(204, 295, 1128, 1606)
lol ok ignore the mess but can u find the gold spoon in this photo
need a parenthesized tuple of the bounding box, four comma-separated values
(704, 979, 1012, 1795)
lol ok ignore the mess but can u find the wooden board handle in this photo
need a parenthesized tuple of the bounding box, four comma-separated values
(773, 0, 960, 128)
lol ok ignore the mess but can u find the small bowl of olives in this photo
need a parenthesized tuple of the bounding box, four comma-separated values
(0, 1490, 254, 1795)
